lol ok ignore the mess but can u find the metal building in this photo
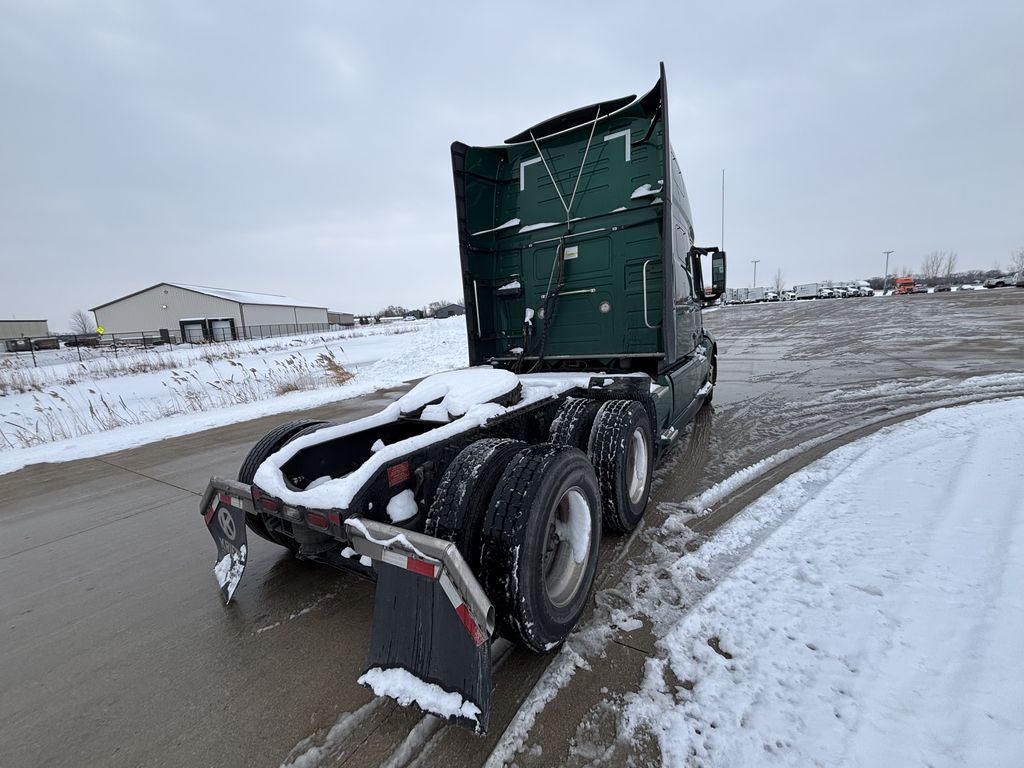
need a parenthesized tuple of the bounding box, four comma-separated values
(327, 311, 356, 327)
(90, 283, 328, 340)
(0, 319, 49, 339)
(433, 304, 466, 319)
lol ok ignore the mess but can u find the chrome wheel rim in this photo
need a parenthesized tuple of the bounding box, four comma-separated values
(626, 428, 649, 505)
(542, 487, 592, 608)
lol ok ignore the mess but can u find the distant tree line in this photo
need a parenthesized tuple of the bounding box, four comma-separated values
(364, 298, 466, 322)
(863, 247, 1024, 289)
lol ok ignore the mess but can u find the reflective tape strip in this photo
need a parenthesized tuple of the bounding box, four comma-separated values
(439, 571, 487, 646)
(219, 493, 243, 508)
(456, 603, 487, 647)
(380, 549, 439, 578)
(405, 557, 437, 578)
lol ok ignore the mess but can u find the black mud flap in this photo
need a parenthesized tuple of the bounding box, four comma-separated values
(360, 562, 492, 734)
(202, 489, 250, 604)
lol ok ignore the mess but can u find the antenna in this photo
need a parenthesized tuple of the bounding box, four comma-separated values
(720, 169, 725, 249)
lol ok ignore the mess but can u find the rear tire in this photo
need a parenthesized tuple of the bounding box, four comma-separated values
(238, 419, 330, 549)
(587, 400, 654, 533)
(424, 438, 527, 569)
(480, 444, 602, 652)
(548, 397, 601, 451)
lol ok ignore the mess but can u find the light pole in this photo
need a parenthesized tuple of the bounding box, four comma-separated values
(882, 250, 894, 294)
(751, 259, 760, 290)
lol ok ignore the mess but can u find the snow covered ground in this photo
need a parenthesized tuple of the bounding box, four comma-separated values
(610, 398, 1024, 766)
(0, 318, 468, 474)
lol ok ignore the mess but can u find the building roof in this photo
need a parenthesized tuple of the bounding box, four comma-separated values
(169, 283, 327, 308)
(91, 282, 327, 311)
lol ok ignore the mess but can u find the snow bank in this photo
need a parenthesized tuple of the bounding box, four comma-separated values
(0, 318, 469, 475)
(618, 398, 1024, 766)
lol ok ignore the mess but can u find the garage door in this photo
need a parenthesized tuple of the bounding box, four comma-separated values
(210, 319, 233, 342)
(183, 323, 205, 343)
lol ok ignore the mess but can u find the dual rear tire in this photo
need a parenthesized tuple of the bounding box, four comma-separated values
(425, 397, 655, 652)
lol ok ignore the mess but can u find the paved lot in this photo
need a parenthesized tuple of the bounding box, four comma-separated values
(1, 289, 1022, 767)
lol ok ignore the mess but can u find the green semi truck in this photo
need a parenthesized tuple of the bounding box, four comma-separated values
(201, 64, 725, 733)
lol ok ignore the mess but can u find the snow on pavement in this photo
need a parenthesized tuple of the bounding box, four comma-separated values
(616, 398, 1024, 766)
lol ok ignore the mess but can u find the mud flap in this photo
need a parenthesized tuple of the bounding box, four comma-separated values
(202, 483, 251, 604)
(345, 518, 496, 734)
(361, 562, 492, 733)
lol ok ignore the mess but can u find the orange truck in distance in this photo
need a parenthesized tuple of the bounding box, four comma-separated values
(895, 277, 916, 294)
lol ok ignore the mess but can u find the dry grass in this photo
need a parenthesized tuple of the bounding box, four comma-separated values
(0, 329, 387, 396)
(0, 348, 355, 450)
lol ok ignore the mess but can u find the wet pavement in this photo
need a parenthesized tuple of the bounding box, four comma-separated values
(1, 289, 1022, 767)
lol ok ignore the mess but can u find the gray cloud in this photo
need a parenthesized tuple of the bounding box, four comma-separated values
(2, 0, 1021, 328)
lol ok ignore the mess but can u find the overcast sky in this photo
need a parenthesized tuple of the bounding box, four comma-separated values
(2, 0, 1021, 327)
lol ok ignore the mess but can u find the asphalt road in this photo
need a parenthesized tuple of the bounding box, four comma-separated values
(2, 289, 1023, 767)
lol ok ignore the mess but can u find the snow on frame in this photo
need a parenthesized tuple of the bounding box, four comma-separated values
(253, 370, 604, 510)
(470, 218, 520, 236)
(386, 488, 418, 523)
(518, 222, 561, 233)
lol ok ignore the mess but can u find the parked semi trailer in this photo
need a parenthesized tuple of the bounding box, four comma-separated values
(793, 283, 821, 299)
(201, 64, 725, 733)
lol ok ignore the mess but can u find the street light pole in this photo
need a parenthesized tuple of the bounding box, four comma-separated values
(751, 259, 760, 290)
(882, 250, 894, 294)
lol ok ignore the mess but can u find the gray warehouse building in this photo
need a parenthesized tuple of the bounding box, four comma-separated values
(91, 283, 329, 341)
(433, 304, 466, 319)
(0, 319, 50, 339)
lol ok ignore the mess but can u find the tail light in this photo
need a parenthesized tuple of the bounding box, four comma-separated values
(306, 511, 329, 530)
(251, 486, 280, 512)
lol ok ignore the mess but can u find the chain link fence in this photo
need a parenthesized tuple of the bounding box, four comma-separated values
(1, 322, 340, 367)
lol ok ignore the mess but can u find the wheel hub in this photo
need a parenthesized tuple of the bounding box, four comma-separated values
(626, 428, 649, 505)
(542, 487, 592, 608)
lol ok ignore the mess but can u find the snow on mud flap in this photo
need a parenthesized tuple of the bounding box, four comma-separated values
(345, 518, 497, 733)
(201, 477, 254, 604)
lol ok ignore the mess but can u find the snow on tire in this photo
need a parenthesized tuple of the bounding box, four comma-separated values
(480, 444, 602, 653)
(238, 419, 330, 549)
(424, 438, 527, 570)
(548, 397, 601, 452)
(587, 400, 654, 533)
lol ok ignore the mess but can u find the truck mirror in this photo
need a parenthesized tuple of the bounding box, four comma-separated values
(711, 251, 726, 296)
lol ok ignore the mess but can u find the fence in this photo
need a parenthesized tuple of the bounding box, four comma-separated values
(1, 322, 342, 367)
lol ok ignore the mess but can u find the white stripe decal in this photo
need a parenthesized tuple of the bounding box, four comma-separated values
(603, 129, 631, 162)
(438, 571, 463, 609)
(519, 157, 542, 191)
